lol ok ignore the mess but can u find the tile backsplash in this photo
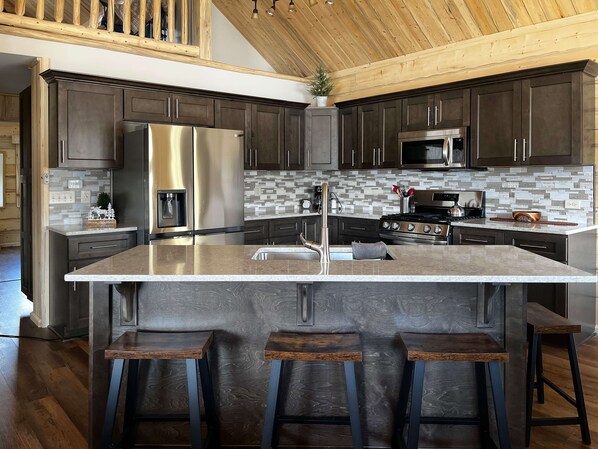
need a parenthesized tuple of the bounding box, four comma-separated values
(244, 166, 595, 225)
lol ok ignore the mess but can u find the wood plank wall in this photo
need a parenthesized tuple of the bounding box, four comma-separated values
(0, 98, 20, 248)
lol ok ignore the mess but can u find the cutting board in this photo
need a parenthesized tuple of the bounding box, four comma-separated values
(489, 217, 578, 226)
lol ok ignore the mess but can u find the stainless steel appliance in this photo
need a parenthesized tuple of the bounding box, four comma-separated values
(379, 190, 485, 245)
(399, 127, 468, 169)
(113, 124, 245, 245)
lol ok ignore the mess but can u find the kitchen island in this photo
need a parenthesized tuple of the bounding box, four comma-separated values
(66, 244, 596, 449)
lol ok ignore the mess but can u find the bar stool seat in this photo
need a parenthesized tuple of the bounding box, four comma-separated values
(526, 303, 591, 446)
(261, 332, 363, 449)
(395, 332, 511, 449)
(102, 331, 218, 449)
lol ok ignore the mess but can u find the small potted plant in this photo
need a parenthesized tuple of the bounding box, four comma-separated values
(96, 192, 111, 210)
(308, 65, 334, 107)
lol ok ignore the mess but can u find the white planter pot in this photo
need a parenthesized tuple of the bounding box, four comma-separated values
(315, 96, 328, 107)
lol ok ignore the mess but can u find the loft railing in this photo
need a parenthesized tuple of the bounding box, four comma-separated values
(0, 0, 210, 59)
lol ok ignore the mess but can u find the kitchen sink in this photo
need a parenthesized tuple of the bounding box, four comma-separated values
(251, 246, 391, 261)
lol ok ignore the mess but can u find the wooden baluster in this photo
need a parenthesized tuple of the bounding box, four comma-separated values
(107, 0, 114, 31)
(153, 0, 161, 39)
(89, 0, 99, 28)
(55, 0, 64, 23)
(181, 0, 188, 45)
(139, 0, 146, 37)
(193, 0, 212, 59)
(73, 0, 80, 25)
(167, 0, 174, 42)
(0, 0, 4, 13)
(14, 0, 25, 16)
(123, 0, 131, 34)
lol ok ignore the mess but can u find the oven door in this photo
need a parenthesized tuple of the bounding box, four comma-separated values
(379, 232, 449, 245)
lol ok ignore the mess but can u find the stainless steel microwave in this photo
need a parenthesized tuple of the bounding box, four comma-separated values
(398, 127, 468, 169)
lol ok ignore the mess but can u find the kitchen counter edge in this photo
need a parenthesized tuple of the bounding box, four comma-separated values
(452, 219, 598, 235)
(48, 225, 138, 236)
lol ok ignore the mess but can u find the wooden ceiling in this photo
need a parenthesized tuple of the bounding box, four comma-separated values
(213, 0, 598, 77)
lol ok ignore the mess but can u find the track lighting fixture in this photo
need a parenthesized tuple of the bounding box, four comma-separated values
(250, 0, 333, 19)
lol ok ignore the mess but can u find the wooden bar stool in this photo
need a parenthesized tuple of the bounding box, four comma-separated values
(261, 332, 363, 449)
(526, 302, 591, 446)
(101, 331, 218, 449)
(394, 332, 511, 449)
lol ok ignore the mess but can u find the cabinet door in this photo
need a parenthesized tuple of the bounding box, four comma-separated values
(522, 73, 581, 166)
(339, 107, 357, 169)
(401, 95, 433, 131)
(172, 94, 214, 127)
(452, 227, 504, 245)
(269, 217, 302, 237)
(68, 258, 102, 335)
(338, 217, 380, 243)
(0, 94, 19, 121)
(471, 81, 522, 167)
(302, 216, 321, 242)
(380, 100, 400, 168)
(434, 89, 470, 128)
(504, 231, 567, 262)
(244, 220, 269, 244)
(305, 108, 338, 170)
(252, 104, 283, 170)
(284, 108, 304, 169)
(357, 103, 379, 168)
(54, 81, 123, 168)
(123, 89, 171, 122)
(215, 99, 251, 163)
(328, 216, 339, 244)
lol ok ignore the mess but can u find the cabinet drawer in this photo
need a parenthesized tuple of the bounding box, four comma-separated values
(339, 218, 379, 237)
(68, 232, 136, 260)
(505, 231, 567, 262)
(244, 220, 269, 243)
(269, 218, 302, 237)
(453, 228, 504, 245)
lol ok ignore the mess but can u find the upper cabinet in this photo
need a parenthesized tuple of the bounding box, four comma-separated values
(471, 71, 594, 167)
(284, 107, 304, 169)
(0, 94, 19, 122)
(402, 89, 470, 131)
(215, 99, 251, 153)
(48, 80, 124, 169)
(124, 89, 214, 127)
(339, 107, 358, 169)
(304, 107, 338, 170)
(357, 100, 401, 169)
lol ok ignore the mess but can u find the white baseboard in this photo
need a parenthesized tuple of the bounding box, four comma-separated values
(29, 311, 43, 327)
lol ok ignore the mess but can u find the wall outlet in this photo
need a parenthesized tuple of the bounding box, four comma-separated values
(80, 190, 91, 204)
(49, 191, 76, 204)
(565, 199, 581, 209)
(67, 179, 83, 189)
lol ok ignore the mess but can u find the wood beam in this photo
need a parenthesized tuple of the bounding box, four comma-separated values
(193, 0, 211, 60)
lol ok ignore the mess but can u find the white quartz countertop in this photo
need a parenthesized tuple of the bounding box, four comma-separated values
(452, 218, 598, 235)
(65, 244, 596, 284)
(245, 211, 380, 221)
(48, 225, 138, 236)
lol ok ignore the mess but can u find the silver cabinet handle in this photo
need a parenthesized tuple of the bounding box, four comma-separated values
(245, 229, 261, 234)
(90, 243, 119, 249)
(60, 140, 65, 164)
(350, 226, 366, 231)
(255, 149, 258, 167)
(427, 106, 431, 127)
(287, 150, 290, 167)
(278, 225, 296, 230)
(351, 149, 355, 167)
(303, 222, 307, 236)
(372, 148, 376, 166)
(464, 237, 489, 244)
(167, 97, 171, 118)
(434, 105, 438, 126)
(378, 147, 382, 166)
(175, 98, 179, 118)
(522, 138, 527, 162)
(248, 149, 252, 167)
(513, 139, 517, 162)
(519, 243, 548, 250)
(307, 150, 310, 168)
(73, 266, 77, 291)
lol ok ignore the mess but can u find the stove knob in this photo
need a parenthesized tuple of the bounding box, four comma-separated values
(407, 223, 415, 231)
(434, 225, 443, 234)
(423, 225, 431, 233)
(391, 222, 400, 230)
(382, 221, 390, 230)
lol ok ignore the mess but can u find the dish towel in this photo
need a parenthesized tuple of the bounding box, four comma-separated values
(351, 241, 388, 260)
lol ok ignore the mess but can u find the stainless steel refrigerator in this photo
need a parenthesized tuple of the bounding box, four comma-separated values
(113, 123, 245, 245)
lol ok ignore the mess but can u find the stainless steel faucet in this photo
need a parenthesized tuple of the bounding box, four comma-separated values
(300, 182, 330, 264)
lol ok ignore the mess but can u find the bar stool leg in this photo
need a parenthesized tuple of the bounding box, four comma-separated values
(567, 334, 591, 444)
(393, 360, 414, 447)
(525, 333, 539, 447)
(344, 361, 364, 449)
(198, 356, 219, 447)
(261, 360, 284, 449)
(535, 335, 545, 404)
(475, 362, 490, 448)
(121, 359, 140, 447)
(488, 362, 511, 449)
(186, 359, 203, 449)
(270, 361, 288, 449)
(406, 361, 425, 449)
(102, 359, 126, 449)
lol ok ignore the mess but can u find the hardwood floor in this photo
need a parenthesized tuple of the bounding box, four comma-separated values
(0, 247, 597, 448)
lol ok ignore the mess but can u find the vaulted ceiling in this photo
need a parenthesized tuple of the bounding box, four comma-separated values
(214, 0, 598, 77)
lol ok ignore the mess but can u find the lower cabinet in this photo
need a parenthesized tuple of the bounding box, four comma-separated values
(49, 231, 136, 338)
(337, 217, 381, 244)
(453, 226, 596, 342)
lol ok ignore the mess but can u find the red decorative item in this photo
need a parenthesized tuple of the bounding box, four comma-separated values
(407, 188, 415, 197)
(392, 185, 399, 194)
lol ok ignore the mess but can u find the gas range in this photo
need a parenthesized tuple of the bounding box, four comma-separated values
(379, 190, 485, 245)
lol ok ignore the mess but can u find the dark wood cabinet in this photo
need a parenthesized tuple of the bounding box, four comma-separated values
(251, 104, 284, 170)
(49, 80, 123, 168)
(357, 100, 400, 168)
(305, 107, 338, 170)
(123, 89, 214, 126)
(284, 107, 304, 169)
(472, 72, 593, 167)
(452, 227, 504, 245)
(337, 217, 380, 244)
(244, 220, 269, 245)
(339, 107, 358, 169)
(245, 216, 320, 245)
(402, 90, 469, 131)
(215, 99, 251, 155)
(49, 230, 136, 338)
(0, 94, 19, 121)
(302, 216, 320, 242)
